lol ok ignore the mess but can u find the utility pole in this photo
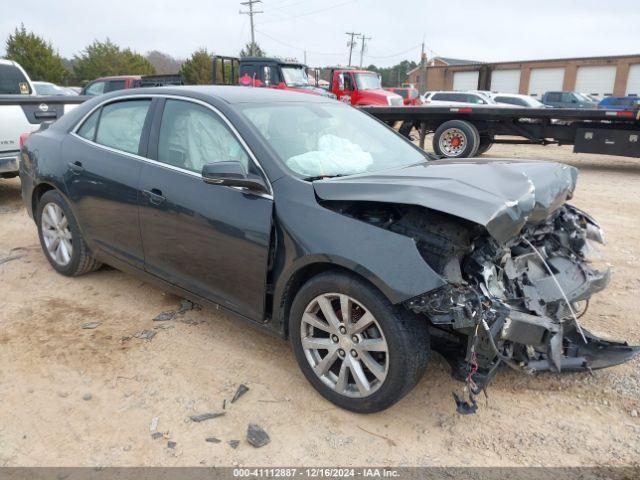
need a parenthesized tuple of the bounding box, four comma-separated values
(359, 34, 371, 68)
(345, 32, 360, 66)
(240, 0, 263, 56)
(420, 35, 426, 92)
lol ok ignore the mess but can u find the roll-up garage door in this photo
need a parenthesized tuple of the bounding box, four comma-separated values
(575, 65, 616, 98)
(626, 64, 640, 95)
(453, 71, 479, 91)
(528, 68, 565, 97)
(490, 69, 521, 93)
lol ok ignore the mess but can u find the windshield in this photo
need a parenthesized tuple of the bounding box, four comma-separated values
(354, 73, 381, 90)
(281, 66, 309, 87)
(34, 82, 70, 95)
(240, 102, 427, 178)
(575, 92, 596, 103)
(0, 63, 32, 94)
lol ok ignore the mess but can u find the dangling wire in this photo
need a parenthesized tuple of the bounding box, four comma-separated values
(522, 237, 588, 344)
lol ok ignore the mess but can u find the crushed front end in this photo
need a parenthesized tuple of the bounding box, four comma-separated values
(404, 204, 639, 404)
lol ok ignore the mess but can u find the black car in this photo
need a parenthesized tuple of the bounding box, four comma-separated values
(20, 86, 638, 413)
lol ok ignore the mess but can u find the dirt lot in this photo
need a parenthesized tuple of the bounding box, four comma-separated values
(1, 142, 639, 467)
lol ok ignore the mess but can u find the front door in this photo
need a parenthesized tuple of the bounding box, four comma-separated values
(64, 98, 153, 268)
(139, 98, 273, 321)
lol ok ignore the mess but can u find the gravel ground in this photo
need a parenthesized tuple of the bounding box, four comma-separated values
(0, 142, 639, 467)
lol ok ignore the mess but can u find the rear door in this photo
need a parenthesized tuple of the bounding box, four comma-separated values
(64, 97, 155, 268)
(139, 97, 273, 321)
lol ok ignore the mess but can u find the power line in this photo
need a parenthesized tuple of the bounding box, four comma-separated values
(346, 31, 360, 66)
(359, 34, 371, 67)
(366, 43, 422, 59)
(261, 0, 356, 24)
(255, 28, 343, 56)
(239, 0, 263, 55)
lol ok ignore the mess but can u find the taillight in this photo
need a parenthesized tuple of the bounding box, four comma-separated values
(19, 132, 31, 149)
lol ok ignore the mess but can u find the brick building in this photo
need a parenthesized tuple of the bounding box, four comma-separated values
(406, 54, 640, 98)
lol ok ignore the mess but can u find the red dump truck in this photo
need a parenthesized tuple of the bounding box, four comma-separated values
(212, 56, 402, 106)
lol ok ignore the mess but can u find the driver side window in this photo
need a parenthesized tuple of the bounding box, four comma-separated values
(157, 99, 250, 174)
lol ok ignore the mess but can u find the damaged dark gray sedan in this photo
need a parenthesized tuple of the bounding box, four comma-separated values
(20, 86, 639, 413)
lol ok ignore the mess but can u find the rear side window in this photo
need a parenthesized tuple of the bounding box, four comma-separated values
(106, 80, 126, 92)
(0, 63, 31, 94)
(77, 109, 100, 141)
(546, 92, 561, 102)
(95, 100, 151, 154)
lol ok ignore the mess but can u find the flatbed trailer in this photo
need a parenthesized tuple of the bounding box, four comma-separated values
(360, 104, 640, 159)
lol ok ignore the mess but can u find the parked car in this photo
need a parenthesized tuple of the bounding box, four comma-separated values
(422, 91, 500, 106)
(491, 93, 547, 108)
(541, 91, 597, 109)
(0, 59, 83, 179)
(81, 75, 141, 96)
(597, 96, 640, 111)
(20, 86, 639, 413)
(32, 81, 77, 96)
(385, 87, 422, 105)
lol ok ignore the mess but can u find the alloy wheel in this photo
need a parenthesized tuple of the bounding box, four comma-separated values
(41, 202, 74, 266)
(300, 293, 389, 398)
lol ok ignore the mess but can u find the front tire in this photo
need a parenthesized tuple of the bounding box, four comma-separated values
(36, 190, 102, 276)
(289, 272, 430, 413)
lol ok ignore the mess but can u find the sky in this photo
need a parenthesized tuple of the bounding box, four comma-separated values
(2, 0, 640, 67)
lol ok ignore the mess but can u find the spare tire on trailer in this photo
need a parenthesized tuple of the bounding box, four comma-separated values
(432, 120, 479, 158)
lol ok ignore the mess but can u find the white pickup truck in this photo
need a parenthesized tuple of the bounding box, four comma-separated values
(0, 59, 86, 178)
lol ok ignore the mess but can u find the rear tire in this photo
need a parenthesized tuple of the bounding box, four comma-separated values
(433, 120, 479, 158)
(36, 190, 102, 277)
(289, 271, 430, 413)
(477, 134, 494, 155)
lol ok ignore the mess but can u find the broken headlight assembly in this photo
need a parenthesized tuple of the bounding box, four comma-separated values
(405, 204, 639, 413)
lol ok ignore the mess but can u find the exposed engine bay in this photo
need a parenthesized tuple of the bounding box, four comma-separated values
(324, 199, 640, 412)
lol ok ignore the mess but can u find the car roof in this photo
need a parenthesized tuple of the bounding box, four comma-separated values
(99, 85, 334, 104)
(90, 75, 142, 81)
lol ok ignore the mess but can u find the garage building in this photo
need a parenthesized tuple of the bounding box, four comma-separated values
(407, 54, 640, 98)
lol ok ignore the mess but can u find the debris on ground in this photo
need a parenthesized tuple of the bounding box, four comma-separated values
(228, 440, 240, 449)
(178, 299, 199, 314)
(189, 412, 225, 423)
(205, 437, 221, 443)
(153, 324, 174, 331)
(150, 417, 159, 432)
(0, 252, 25, 266)
(246, 424, 270, 448)
(81, 322, 101, 329)
(153, 311, 176, 322)
(82, 393, 92, 401)
(222, 399, 226, 410)
(167, 441, 176, 449)
(231, 384, 250, 403)
(151, 432, 163, 440)
(134, 330, 157, 342)
(631, 409, 639, 418)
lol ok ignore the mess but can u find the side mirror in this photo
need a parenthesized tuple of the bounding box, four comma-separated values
(338, 73, 345, 91)
(202, 162, 267, 193)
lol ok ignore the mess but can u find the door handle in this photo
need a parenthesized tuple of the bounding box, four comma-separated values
(142, 188, 166, 205)
(68, 161, 84, 174)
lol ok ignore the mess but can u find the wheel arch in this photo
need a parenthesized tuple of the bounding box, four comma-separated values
(274, 257, 394, 339)
(31, 182, 58, 219)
